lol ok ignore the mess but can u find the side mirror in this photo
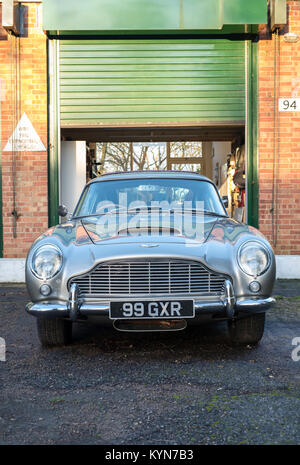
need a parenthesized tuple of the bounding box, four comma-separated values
(222, 196, 229, 208)
(58, 204, 68, 217)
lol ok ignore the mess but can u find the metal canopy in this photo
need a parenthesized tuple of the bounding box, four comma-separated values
(43, 0, 267, 34)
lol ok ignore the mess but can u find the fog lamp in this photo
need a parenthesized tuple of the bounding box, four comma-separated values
(249, 281, 261, 293)
(40, 284, 52, 296)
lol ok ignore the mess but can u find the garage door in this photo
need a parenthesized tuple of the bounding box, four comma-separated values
(59, 39, 245, 127)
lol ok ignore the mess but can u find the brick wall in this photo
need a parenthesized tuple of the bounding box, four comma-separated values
(258, 0, 300, 254)
(0, 2, 48, 257)
(0, 2, 299, 257)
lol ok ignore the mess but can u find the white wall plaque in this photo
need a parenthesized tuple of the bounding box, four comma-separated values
(278, 98, 300, 112)
(3, 113, 46, 151)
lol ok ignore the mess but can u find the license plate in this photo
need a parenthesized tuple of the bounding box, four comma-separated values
(109, 300, 194, 319)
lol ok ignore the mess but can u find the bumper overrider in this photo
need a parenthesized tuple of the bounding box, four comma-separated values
(26, 280, 276, 322)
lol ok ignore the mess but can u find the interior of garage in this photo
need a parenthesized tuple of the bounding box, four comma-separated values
(60, 125, 246, 221)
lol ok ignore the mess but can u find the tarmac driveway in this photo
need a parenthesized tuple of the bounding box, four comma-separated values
(0, 281, 299, 445)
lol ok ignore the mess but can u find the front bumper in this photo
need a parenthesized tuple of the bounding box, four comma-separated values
(26, 280, 275, 321)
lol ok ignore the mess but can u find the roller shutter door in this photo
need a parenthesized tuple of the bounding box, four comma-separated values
(59, 39, 245, 127)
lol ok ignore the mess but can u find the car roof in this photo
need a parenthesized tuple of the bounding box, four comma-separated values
(88, 170, 213, 183)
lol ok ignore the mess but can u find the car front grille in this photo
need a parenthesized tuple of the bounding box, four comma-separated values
(69, 259, 227, 298)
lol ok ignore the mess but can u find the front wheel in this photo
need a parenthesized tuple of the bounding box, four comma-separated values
(36, 318, 72, 347)
(228, 313, 265, 346)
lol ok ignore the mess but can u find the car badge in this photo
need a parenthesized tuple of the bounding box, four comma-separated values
(140, 243, 159, 248)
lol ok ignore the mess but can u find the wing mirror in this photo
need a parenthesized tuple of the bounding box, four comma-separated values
(58, 205, 68, 217)
(222, 196, 229, 208)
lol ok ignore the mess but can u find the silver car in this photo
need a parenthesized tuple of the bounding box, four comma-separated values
(26, 171, 276, 347)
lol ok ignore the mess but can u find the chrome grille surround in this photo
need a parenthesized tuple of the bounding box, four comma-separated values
(68, 259, 228, 298)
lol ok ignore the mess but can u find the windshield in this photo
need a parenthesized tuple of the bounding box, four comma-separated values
(73, 178, 227, 218)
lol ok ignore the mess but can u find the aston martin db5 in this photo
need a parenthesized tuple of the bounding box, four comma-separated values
(26, 171, 276, 346)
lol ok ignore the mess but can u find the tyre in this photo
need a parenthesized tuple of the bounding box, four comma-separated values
(36, 318, 72, 347)
(228, 313, 265, 346)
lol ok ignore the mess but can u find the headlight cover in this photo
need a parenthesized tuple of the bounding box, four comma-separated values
(238, 241, 270, 277)
(31, 245, 63, 280)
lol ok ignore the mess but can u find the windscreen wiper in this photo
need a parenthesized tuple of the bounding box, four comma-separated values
(74, 207, 227, 219)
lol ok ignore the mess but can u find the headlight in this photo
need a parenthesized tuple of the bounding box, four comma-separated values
(238, 241, 270, 277)
(31, 245, 63, 280)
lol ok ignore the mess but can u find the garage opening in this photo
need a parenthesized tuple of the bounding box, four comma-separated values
(53, 37, 250, 224)
(60, 125, 245, 221)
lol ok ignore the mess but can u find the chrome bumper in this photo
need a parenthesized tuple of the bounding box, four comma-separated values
(26, 281, 276, 320)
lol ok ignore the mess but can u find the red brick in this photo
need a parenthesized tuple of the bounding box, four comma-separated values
(0, 4, 47, 258)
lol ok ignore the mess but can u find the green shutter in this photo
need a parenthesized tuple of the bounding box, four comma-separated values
(59, 39, 245, 126)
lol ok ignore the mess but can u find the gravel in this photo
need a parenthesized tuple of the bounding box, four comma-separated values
(0, 283, 300, 445)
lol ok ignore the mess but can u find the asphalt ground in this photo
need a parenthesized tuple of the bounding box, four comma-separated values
(0, 280, 299, 445)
